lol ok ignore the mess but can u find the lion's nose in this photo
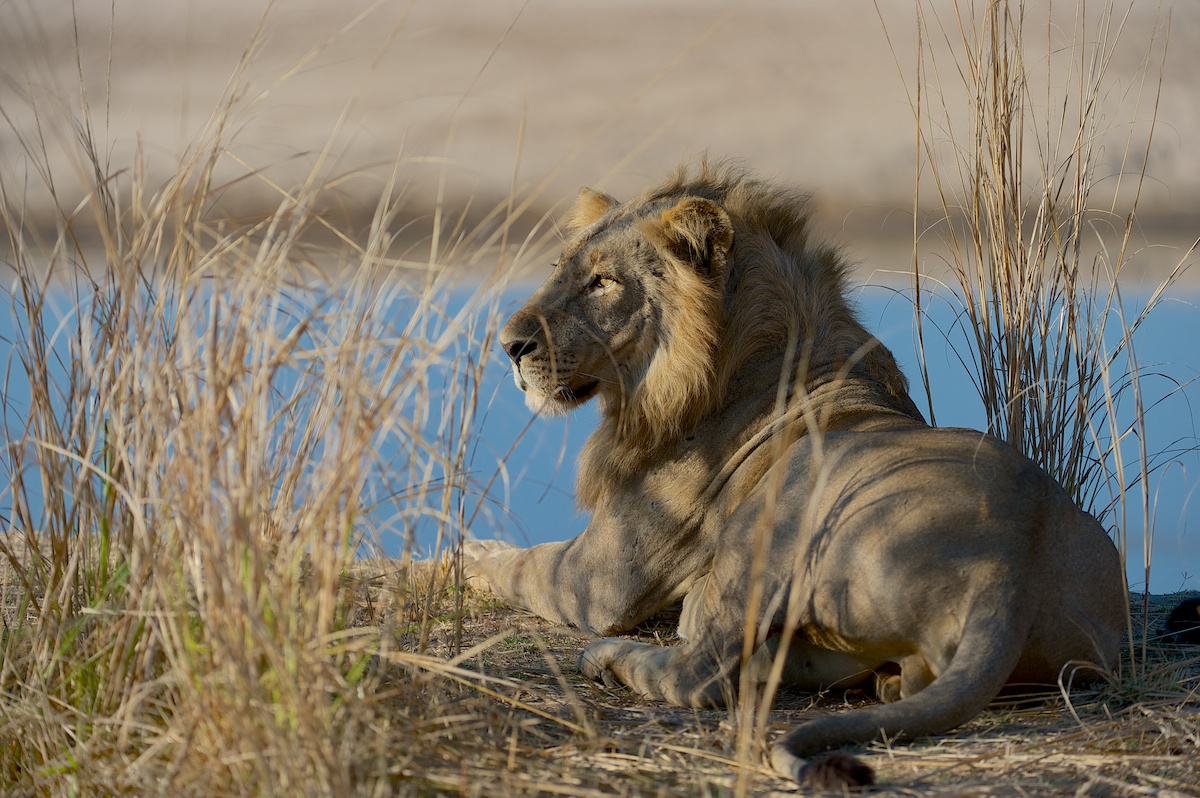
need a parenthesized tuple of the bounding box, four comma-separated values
(503, 337, 537, 365)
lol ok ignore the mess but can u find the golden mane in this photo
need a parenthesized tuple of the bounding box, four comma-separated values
(638, 160, 858, 386)
(576, 159, 921, 506)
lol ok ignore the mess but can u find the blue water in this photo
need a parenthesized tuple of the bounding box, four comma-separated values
(1, 276, 1196, 593)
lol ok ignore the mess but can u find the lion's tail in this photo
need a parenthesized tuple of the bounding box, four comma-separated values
(771, 596, 1029, 762)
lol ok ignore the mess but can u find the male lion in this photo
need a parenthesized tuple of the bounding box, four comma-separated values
(465, 161, 1126, 789)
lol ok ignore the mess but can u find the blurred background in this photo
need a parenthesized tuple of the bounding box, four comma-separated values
(2, 0, 1196, 275)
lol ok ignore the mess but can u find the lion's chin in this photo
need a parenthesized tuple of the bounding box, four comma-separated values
(523, 381, 599, 415)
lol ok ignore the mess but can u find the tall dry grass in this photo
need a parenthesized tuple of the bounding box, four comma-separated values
(0, 8, 570, 795)
(879, 0, 1197, 662)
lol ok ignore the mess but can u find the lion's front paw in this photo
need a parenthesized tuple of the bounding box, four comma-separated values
(460, 538, 518, 592)
(462, 537, 515, 560)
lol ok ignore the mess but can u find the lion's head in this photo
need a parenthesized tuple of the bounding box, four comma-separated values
(501, 185, 730, 433)
(500, 160, 922, 475)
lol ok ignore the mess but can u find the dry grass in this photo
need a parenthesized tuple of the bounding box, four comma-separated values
(0, 1, 1197, 796)
(0, 9, 541, 795)
(893, 0, 1196, 494)
(882, 0, 1198, 662)
(309, 577, 1200, 797)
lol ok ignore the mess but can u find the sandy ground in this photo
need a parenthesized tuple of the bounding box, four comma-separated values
(1, 0, 1196, 272)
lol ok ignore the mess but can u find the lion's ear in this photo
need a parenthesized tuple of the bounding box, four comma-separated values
(655, 197, 733, 278)
(566, 187, 619, 232)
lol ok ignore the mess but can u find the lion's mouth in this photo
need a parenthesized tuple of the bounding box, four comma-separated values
(551, 381, 599, 405)
(524, 381, 600, 415)
(513, 363, 599, 414)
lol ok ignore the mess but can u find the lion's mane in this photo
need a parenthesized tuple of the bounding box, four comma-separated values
(576, 160, 920, 507)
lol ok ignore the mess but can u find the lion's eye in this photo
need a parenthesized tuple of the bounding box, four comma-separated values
(590, 275, 617, 291)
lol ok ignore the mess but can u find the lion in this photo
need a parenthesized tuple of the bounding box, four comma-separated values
(464, 160, 1127, 789)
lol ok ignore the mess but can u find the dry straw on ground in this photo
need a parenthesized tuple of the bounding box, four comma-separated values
(359, 576, 1200, 797)
(1, 1, 1197, 796)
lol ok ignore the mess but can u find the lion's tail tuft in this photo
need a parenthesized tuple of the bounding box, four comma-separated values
(770, 747, 875, 790)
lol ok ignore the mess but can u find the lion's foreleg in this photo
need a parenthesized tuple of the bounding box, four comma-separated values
(579, 638, 738, 708)
(462, 537, 668, 634)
